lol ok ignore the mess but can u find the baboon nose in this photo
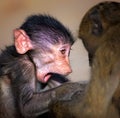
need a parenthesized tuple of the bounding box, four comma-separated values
(66, 67, 72, 75)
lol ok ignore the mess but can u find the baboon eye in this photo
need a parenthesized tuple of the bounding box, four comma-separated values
(60, 49, 66, 55)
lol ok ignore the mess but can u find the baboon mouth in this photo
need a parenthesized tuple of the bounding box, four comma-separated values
(43, 73, 53, 82)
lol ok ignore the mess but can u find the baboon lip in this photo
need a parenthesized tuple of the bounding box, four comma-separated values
(43, 73, 52, 83)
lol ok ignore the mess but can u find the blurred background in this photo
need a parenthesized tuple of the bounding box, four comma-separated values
(0, 0, 119, 82)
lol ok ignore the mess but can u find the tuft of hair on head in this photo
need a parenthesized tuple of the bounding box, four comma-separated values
(19, 14, 74, 49)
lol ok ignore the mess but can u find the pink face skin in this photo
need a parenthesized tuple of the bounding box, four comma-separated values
(34, 43, 72, 83)
(13, 29, 72, 83)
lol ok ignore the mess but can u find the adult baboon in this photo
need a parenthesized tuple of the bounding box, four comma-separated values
(49, 1, 120, 118)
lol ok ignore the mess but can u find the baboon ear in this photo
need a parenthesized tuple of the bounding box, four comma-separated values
(14, 29, 33, 54)
(89, 8, 103, 36)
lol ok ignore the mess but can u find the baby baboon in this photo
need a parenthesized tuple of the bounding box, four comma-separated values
(0, 14, 77, 118)
(49, 1, 120, 118)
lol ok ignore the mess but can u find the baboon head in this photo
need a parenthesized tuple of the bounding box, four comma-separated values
(79, 1, 120, 65)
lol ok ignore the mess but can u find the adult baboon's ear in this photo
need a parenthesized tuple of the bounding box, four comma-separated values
(14, 29, 33, 54)
(89, 8, 103, 36)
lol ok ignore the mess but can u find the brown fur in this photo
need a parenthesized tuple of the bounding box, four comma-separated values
(49, 1, 120, 118)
